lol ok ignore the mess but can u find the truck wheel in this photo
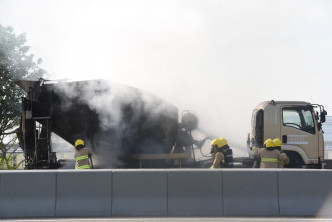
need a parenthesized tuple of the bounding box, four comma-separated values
(284, 152, 304, 168)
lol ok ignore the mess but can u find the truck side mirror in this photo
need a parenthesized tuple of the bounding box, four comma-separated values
(321, 110, 327, 123)
(317, 122, 322, 130)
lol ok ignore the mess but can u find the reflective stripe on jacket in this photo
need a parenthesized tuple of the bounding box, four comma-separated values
(261, 158, 278, 163)
(253, 148, 288, 168)
(77, 165, 91, 169)
(75, 155, 89, 162)
(277, 153, 290, 168)
(75, 147, 92, 170)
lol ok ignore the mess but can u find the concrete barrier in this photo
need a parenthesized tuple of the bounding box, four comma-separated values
(0, 170, 56, 218)
(111, 169, 167, 216)
(55, 170, 112, 217)
(223, 169, 279, 216)
(0, 169, 332, 218)
(167, 169, 222, 216)
(278, 169, 332, 217)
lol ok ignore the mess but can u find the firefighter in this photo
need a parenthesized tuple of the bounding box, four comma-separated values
(210, 138, 233, 168)
(273, 138, 289, 168)
(74, 139, 93, 169)
(252, 138, 288, 168)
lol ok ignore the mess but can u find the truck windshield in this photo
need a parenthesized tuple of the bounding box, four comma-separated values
(282, 107, 315, 134)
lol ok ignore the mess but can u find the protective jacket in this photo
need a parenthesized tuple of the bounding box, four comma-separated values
(253, 147, 288, 168)
(273, 146, 289, 168)
(211, 146, 233, 168)
(277, 152, 290, 168)
(75, 147, 92, 169)
(211, 152, 225, 168)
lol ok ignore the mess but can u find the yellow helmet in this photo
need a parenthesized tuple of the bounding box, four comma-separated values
(211, 139, 222, 148)
(211, 138, 228, 148)
(273, 138, 282, 147)
(219, 138, 228, 147)
(264, 139, 274, 148)
(75, 139, 85, 147)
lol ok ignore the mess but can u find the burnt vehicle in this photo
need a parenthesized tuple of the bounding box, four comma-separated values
(15, 79, 211, 169)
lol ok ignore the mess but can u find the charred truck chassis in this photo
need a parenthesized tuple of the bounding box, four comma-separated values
(15, 79, 214, 169)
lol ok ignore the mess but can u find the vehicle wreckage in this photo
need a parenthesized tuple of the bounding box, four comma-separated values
(15, 79, 328, 169)
(15, 79, 215, 169)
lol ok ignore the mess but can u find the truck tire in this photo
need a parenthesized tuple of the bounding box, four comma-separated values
(284, 151, 304, 168)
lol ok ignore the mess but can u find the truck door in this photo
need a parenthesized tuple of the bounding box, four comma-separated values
(281, 106, 318, 163)
(251, 109, 264, 148)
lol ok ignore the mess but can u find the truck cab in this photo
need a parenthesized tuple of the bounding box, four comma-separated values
(248, 100, 327, 168)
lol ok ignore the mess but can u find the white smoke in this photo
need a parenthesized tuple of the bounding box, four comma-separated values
(3, 0, 332, 163)
(52, 79, 180, 168)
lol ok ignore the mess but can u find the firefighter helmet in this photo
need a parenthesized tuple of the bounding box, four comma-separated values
(273, 138, 282, 147)
(211, 138, 222, 148)
(219, 138, 228, 147)
(264, 139, 274, 148)
(75, 139, 85, 147)
(211, 138, 228, 148)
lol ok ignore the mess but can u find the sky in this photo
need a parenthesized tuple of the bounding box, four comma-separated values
(1, 0, 332, 154)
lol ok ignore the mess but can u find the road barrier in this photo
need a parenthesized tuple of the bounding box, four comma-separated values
(0, 171, 56, 218)
(55, 170, 112, 217)
(223, 169, 279, 216)
(278, 170, 332, 217)
(0, 169, 332, 218)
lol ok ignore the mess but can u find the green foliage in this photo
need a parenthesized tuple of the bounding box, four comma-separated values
(0, 154, 18, 170)
(0, 24, 46, 167)
(0, 134, 25, 170)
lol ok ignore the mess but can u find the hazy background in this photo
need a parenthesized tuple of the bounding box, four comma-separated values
(1, 0, 332, 154)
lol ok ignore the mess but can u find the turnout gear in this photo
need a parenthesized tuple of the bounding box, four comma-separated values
(224, 148, 234, 168)
(253, 138, 288, 168)
(74, 139, 92, 169)
(277, 152, 290, 168)
(211, 152, 224, 168)
(272, 138, 289, 168)
(210, 138, 233, 168)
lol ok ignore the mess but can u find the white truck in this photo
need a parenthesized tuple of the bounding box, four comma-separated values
(247, 100, 328, 168)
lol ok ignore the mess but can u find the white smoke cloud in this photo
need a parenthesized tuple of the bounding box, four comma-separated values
(1, 0, 332, 161)
(51, 80, 182, 168)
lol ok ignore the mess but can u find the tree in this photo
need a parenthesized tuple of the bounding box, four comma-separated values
(0, 24, 46, 169)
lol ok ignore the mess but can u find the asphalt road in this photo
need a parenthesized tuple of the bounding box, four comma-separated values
(4, 218, 332, 222)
